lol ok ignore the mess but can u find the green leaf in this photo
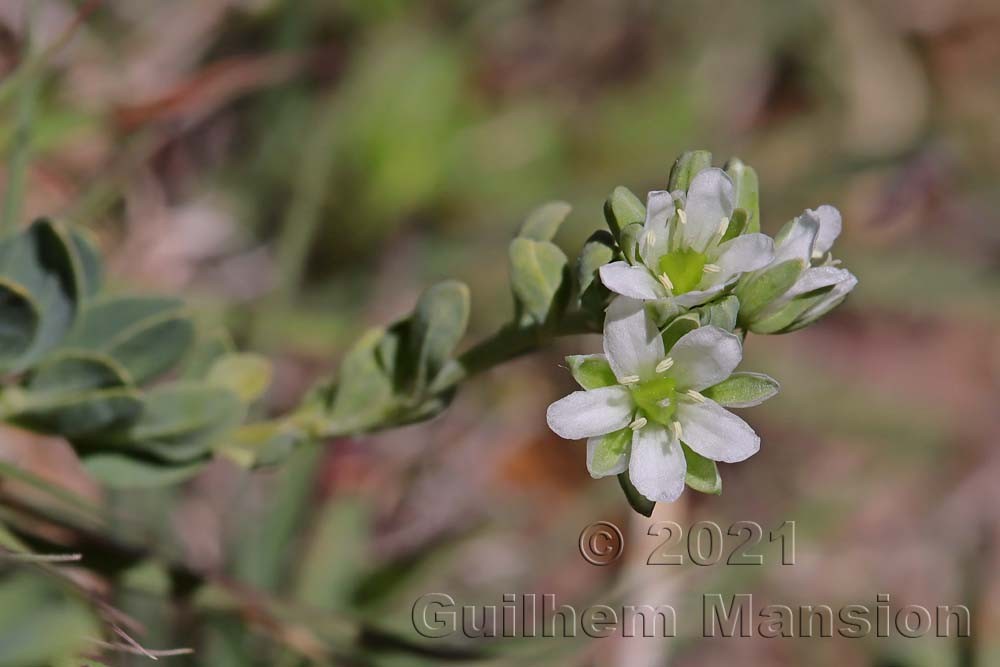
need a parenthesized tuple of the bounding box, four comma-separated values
(508, 237, 569, 326)
(0, 572, 99, 665)
(0, 278, 39, 369)
(566, 354, 617, 389)
(724, 158, 760, 233)
(6, 386, 143, 439)
(62, 296, 195, 383)
(218, 422, 304, 468)
(328, 328, 396, 432)
(618, 470, 655, 517)
(720, 208, 749, 243)
(736, 259, 804, 321)
(696, 295, 739, 332)
(702, 372, 780, 408)
(66, 228, 103, 300)
(683, 444, 721, 494)
(27, 350, 130, 394)
(207, 353, 272, 404)
(108, 383, 245, 463)
(0, 220, 80, 370)
(667, 150, 712, 192)
(404, 280, 469, 394)
(660, 313, 700, 352)
(518, 201, 572, 241)
(181, 329, 235, 380)
(603, 186, 645, 239)
(82, 452, 204, 488)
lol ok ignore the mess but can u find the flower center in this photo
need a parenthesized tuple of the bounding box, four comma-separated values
(629, 376, 678, 425)
(657, 249, 706, 295)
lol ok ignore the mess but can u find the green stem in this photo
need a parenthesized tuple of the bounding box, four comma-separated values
(1, 4, 42, 234)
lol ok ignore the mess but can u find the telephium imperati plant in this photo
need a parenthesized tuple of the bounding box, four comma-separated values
(0, 150, 855, 516)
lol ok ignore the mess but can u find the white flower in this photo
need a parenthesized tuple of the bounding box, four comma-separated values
(546, 296, 766, 503)
(743, 205, 858, 333)
(598, 169, 775, 311)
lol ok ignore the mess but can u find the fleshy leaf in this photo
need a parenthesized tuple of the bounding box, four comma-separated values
(404, 280, 470, 394)
(0, 279, 40, 369)
(328, 328, 396, 432)
(207, 353, 273, 404)
(509, 237, 569, 326)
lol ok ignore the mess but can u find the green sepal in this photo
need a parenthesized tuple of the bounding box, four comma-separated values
(603, 186, 645, 240)
(660, 313, 700, 352)
(518, 201, 571, 242)
(724, 158, 760, 233)
(667, 150, 712, 192)
(566, 354, 616, 390)
(589, 428, 630, 478)
(736, 259, 804, 322)
(720, 208, 749, 243)
(683, 444, 721, 494)
(617, 222, 643, 265)
(695, 295, 739, 332)
(749, 284, 837, 334)
(618, 469, 655, 517)
(702, 372, 780, 407)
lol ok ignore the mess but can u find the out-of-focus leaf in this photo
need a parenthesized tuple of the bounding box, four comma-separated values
(181, 329, 234, 380)
(724, 158, 760, 233)
(603, 186, 645, 239)
(618, 470, 655, 517)
(0, 279, 39, 368)
(508, 237, 569, 326)
(219, 422, 304, 469)
(26, 350, 129, 394)
(5, 386, 143, 438)
(82, 452, 204, 488)
(62, 296, 195, 383)
(66, 228, 102, 300)
(328, 328, 395, 432)
(517, 201, 571, 242)
(683, 445, 721, 494)
(0, 220, 80, 370)
(207, 353, 272, 404)
(294, 497, 370, 611)
(703, 372, 780, 408)
(402, 281, 469, 394)
(667, 150, 712, 192)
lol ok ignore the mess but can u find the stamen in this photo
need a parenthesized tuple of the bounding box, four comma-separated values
(629, 417, 648, 431)
(703, 263, 721, 273)
(685, 389, 706, 403)
(676, 209, 687, 225)
(619, 374, 640, 385)
(671, 421, 683, 439)
(655, 357, 674, 373)
(643, 230, 657, 248)
(657, 273, 674, 291)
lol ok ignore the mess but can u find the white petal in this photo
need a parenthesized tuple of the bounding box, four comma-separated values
(670, 284, 726, 308)
(586, 431, 630, 478)
(676, 399, 760, 463)
(773, 211, 819, 265)
(629, 423, 687, 503)
(709, 233, 774, 285)
(667, 326, 742, 391)
(808, 205, 842, 257)
(603, 296, 665, 381)
(599, 262, 664, 300)
(546, 386, 633, 440)
(784, 266, 854, 300)
(681, 168, 735, 252)
(795, 269, 858, 323)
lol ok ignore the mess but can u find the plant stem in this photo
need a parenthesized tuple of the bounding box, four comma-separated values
(1, 3, 42, 234)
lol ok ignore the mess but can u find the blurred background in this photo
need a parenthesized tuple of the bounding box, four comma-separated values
(0, 0, 998, 665)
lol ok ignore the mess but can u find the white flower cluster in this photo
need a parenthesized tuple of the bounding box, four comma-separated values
(547, 163, 856, 505)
